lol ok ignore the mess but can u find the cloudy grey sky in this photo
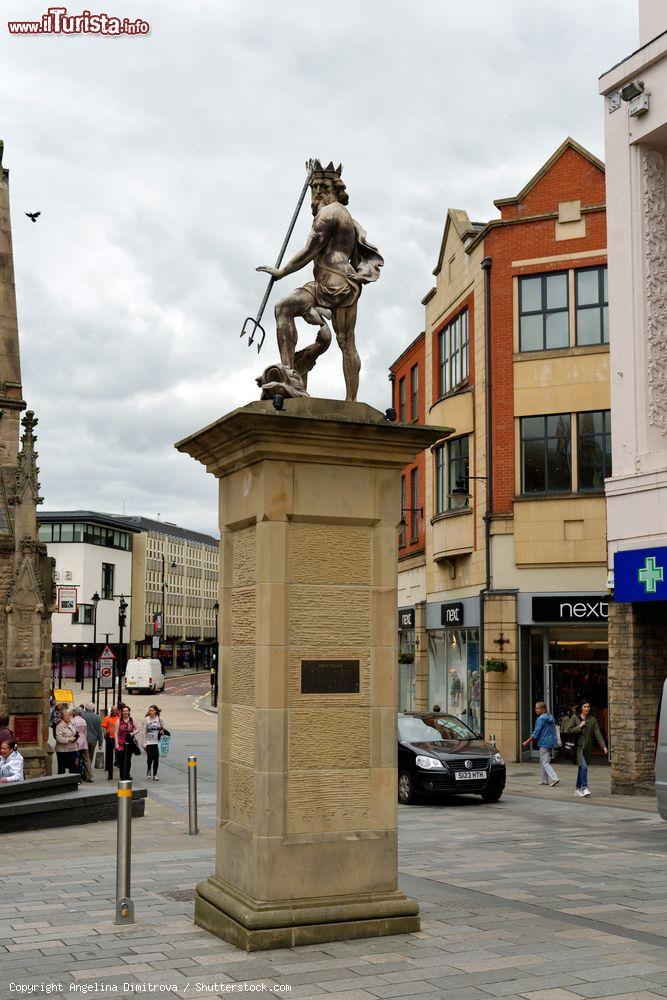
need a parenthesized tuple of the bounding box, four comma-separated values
(2, 0, 637, 536)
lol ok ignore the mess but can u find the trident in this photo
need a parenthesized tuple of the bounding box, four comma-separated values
(240, 165, 313, 353)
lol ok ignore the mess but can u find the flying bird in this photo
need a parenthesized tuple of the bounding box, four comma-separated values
(25, 211, 41, 222)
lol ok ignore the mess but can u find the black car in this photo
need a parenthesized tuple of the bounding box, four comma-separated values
(398, 712, 506, 804)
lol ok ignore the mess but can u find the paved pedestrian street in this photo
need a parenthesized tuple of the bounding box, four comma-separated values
(2, 780, 667, 1000)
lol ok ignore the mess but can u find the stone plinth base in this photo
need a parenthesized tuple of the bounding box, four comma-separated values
(195, 877, 420, 952)
(177, 399, 451, 953)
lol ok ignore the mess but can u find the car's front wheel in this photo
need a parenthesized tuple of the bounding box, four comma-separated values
(398, 770, 415, 804)
(480, 785, 503, 803)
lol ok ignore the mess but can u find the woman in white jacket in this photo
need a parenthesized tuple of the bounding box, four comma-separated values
(141, 705, 163, 781)
(0, 739, 24, 783)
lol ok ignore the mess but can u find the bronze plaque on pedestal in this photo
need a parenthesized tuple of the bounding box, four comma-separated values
(13, 715, 39, 744)
(300, 659, 360, 694)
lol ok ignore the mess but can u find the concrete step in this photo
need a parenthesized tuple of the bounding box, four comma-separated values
(0, 783, 147, 832)
(0, 773, 80, 802)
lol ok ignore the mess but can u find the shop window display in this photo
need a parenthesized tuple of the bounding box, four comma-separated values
(428, 627, 480, 731)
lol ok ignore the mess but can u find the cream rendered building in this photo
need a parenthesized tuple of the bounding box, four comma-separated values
(600, 0, 667, 792)
(122, 516, 219, 669)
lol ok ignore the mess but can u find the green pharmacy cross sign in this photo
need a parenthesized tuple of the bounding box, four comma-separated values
(638, 556, 664, 594)
(614, 546, 667, 602)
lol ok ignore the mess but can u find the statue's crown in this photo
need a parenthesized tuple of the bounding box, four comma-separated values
(306, 159, 343, 181)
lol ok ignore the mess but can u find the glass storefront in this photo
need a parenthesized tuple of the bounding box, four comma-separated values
(398, 625, 416, 711)
(428, 627, 480, 731)
(521, 625, 609, 755)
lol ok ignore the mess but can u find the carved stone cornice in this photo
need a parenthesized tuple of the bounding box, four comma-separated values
(642, 150, 667, 435)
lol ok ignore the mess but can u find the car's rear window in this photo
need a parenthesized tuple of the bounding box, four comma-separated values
(425, 716, 477, 741)
(398, 717, 445, 743)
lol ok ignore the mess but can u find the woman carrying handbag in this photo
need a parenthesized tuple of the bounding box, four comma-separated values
(114, 705, 138, 781)
(141, 704, 164, 781)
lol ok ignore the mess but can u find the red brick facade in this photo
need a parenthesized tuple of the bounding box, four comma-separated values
(390, 333, 426, 558)
(483, 148, 607, 514)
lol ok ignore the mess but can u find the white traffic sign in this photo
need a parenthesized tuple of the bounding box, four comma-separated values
(99, 644, 116, 661)
(99, 663, 113, 689)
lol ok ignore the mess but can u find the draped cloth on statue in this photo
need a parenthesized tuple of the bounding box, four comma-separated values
(302, 220, 384, 310)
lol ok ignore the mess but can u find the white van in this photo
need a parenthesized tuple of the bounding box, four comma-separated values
(656, 678, 667, 820)
(124, 658, 165, 695)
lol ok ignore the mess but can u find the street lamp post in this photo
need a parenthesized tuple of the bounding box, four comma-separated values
(116, 596, 128, 707)
(161, 554, 177, 670)
(212, 600, 220, 708)
(91, 591, 101, 709)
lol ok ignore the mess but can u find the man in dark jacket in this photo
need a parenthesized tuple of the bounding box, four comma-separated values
(83, 703, 103, 773)
(523, 701, 560, 786)
(564, 701, 607, 797)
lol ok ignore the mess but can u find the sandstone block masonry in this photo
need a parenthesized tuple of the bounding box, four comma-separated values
(608, 600, 666, 794)
(0, 140, 55, 776)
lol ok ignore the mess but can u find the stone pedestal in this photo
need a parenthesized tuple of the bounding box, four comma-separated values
(176, 398, 449, 951)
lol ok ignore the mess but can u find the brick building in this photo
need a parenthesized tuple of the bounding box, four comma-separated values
(390, 333, 426, 710)
(392, 138, 612, 760)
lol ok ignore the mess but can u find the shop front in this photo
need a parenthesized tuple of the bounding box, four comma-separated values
(398, 607, 416, 711)
(51, 643, 95, 687)
(519, 593, 609, 758)
(426, 598, 480, 732)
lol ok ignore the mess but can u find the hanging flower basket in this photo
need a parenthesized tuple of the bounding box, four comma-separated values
(484, 657, 508, 673)
(398, 652, 415, 665)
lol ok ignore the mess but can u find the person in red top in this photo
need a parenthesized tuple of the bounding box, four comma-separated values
(102, 707, 119, 781)
(114, 705, 137, 781)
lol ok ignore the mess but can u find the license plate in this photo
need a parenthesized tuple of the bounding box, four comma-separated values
(455, 770, 487, 781)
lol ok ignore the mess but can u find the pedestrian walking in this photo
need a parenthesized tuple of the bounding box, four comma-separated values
(141, 704, 164, 781)
(102, 707, 119, 781)
(49, 701, 63, 740)
(71, 708, 94, 782)
(115, 705, 137, 781)
(0, 713, 14, 745)
(563, 700, 608, 797)
(82, 702, 103, 774)
(55, 710, 80, 774)
(0, 739, 24, 783)
(523, 701, 560, 786)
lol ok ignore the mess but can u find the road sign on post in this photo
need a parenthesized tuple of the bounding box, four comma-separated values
(99, 663, 113, 689)
(99, 645, 116, 691)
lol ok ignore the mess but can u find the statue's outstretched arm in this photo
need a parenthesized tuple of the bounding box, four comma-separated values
(257, 216, 330, 281)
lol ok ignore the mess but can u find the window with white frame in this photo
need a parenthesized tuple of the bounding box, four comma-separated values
(438, 309, 469, 396)
(399, 474, 407, 546)
(410, 364, 419, 420)
(409, 467, 419, 542)
(435, 435, 470, 513)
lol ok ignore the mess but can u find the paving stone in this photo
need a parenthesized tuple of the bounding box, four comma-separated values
(477, 975, 586, 997)
(364, 982, 441, 998)
(520, 990, 590, 1000)
(571, 981, 667, 999)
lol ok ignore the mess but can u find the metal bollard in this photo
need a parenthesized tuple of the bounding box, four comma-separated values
(114, 779, 135, 924)
(188, 755, 198, 835)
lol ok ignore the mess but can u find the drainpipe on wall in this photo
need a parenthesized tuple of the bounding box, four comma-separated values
(480, 256, 493, 735)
